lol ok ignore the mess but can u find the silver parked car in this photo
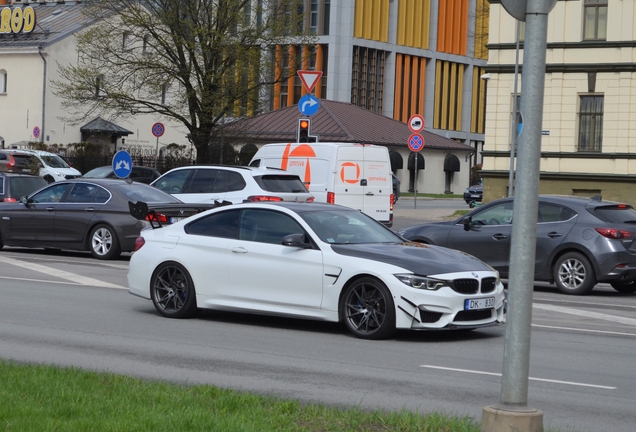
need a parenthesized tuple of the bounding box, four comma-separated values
(399, 195, 636, 295)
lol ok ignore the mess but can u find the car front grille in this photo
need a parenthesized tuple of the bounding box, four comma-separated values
(454, 309, 493, 322)
(419, 310, 443, 323)
(481, 277, 497, 293)
(450, 279, 479, 294)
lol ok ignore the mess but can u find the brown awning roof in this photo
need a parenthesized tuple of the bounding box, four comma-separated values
(221, 99, 473, 152)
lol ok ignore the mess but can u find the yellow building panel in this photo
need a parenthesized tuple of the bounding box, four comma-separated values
(474, 0, 489, 59)
(397, 0, 406, 46)
(456, 64, 464, 129)
(363, 0, 372, 40)
(449, 63, 457, 129)
(354, 0, 364, 38)
(421, 0, 431, 49)
(434, 61, 443, 128)
(405, 0, 415, 46)
(380, 0, 389, 42)
(410, 57, 420, 116)
(441, 62, 450, 128)
(413, 0, 422, 48)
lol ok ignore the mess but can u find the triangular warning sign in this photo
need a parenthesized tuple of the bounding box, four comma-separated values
(298, 70, 323, 93)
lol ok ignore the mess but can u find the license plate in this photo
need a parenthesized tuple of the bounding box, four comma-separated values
(170, 217, 186, 223)
(470, 194, 480, 198)
(464, 297, 495, 310)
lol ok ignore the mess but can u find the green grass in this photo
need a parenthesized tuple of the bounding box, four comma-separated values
(0, 360, 481, 432)
(400, 193, 463, 199)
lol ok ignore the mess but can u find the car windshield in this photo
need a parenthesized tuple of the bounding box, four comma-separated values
(10, 177, 47, 198)
(253, 175, 309, 193)
(301, 208, 402, 244)
(40, 155, 70, 168)
(111, 182, 181, 203)
(594, 205, 636, 225)
(83, 166, 114, 178)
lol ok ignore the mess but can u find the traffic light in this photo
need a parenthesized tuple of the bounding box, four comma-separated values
(297, 118, 317, 143)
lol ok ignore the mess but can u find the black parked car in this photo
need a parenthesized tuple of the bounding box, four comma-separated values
(463, 182, 483, 207)
(82, 165, 161, 184)
(0, 179, 220, 259)
(399, 195, 636, 295)
(0, 173, 47, 202)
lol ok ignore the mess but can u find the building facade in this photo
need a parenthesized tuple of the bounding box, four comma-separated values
(483, 0, 636, 205)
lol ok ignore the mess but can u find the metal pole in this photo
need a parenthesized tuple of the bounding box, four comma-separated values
(414, 157, 418, 209)
(155, 136, 159, 168)
(501, 0, 553, 406)
(508, 21, 521, 197)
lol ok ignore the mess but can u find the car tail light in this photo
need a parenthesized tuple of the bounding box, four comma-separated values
(6, 155, 15, 168)
(306, 196, 315, 203)
(146, 212, 168, 223)
(327, 192, 335, 204)
(595, 228, 635, 239)
(246, 195, 284, 202)
(3, 197, 17, 202)
(133, 237, 145, 251)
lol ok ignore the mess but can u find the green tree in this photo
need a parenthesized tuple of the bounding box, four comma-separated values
(53, 0, 314, 163)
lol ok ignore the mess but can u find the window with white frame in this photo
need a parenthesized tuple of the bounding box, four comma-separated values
(578, 95, 603, 152)
(583, 0, 607, 40)
(0, 70, 6, 94)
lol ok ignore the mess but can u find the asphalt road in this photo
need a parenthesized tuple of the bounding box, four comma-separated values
(1, 209, 635, 431)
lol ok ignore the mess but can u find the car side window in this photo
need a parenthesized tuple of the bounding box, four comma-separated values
(155, 170, 191, 194)
(226, 171, 247, 192)
(93, 186, 111, 203)
(538, 203, 576, 223)
(67, 183, 97, 203)
(0, 178, 4, 194)
(239, 209, 304, 244)
(185, 209, 240, 238)
(188, 169, 220, 193)
(471, 203, 514, 226)
(31, 183, 71, 203)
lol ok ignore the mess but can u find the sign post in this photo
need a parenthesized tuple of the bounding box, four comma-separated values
(151, 122, 165, 168)
(296, 70, 323, 141)
(407, 115, 425, 209)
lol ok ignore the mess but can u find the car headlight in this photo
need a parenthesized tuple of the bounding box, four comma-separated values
(394, 274, 449, 290)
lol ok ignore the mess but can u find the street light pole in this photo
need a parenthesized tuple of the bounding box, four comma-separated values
(508, 20, 521, 197)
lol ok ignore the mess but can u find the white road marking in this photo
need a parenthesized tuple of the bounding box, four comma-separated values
(1, 256, 127, 290)
(534, 297, 636, 310)
(533, 303, 636, 326)
(532, 323, 636, 337)
(419, 365, 616, 390)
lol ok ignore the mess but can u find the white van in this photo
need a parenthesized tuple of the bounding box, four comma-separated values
(249, 142, 394, 226)
(26, 150, 81, 183)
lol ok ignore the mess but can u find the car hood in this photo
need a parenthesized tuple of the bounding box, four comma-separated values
(330, 242, 492, 275)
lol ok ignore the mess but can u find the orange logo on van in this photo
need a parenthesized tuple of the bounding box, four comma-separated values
(340, 162, 360, 184)
(281, 143, 316, 186)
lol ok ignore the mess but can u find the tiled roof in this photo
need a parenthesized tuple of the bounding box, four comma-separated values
(80, 117, 132, 135)
(223, 99, 473, 152)
(0, 2, 89, 48)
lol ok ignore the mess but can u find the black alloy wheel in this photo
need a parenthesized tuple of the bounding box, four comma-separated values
(553, 252, 595, 295)
(89, 224, 121, 260)
(151, 262, 198, 318)
(610, 280, 636, 293)
(341, 277, 396, 340)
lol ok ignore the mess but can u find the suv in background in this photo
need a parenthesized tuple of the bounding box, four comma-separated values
(463, 181, 483, 208)
(27, 150, 82, 183)
(82, 165, 161, 184)
(0, 172, 47, 202)
(151, 165, 314, 204)
(0, 150, 37, 174)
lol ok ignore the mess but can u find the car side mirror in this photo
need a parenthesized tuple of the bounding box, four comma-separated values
(20, 196, 30, 205)
(281, 233, 312, 249)
(463, 216, 472, 231)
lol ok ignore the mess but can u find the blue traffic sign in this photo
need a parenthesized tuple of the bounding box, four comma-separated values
(112, 150, 133, 179)
(298, 94, 320, 116)
(408, 133, 425, 152)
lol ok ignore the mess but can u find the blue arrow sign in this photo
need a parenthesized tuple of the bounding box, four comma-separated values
(112, 150, 133, 179)
(298, 94, 320, 116)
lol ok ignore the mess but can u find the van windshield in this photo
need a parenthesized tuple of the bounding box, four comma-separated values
(41, 155, 70, 169)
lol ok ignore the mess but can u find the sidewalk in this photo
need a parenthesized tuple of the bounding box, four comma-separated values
(394, 197, 467, 222)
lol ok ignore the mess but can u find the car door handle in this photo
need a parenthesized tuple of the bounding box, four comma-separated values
(365, 192, 374, 196)
(492, 234, 508, 240)
(46, 207, 55, 212)
(231, 247, 248, 254)
(84, 207, 95, 212)
(547, 232, 562, 238)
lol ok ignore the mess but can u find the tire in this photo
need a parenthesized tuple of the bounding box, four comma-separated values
(610, 280, 636, 293)
(150, 262, 198, 318)
(553, 252, 595, 295)
(43, 175, 55, 184)
(340, 277, 396, 340)
(89, 224, 121, 260)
